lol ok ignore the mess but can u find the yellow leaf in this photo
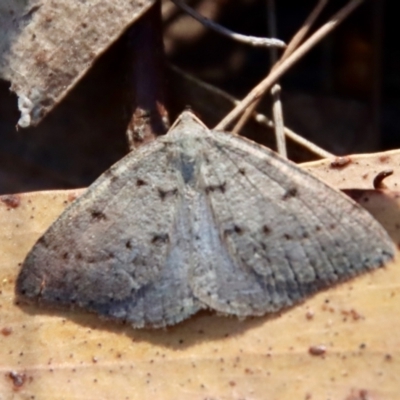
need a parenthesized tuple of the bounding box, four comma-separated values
(1, 151, 399, 399)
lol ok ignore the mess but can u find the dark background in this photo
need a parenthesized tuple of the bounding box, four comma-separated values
(0, 0, 398, 194)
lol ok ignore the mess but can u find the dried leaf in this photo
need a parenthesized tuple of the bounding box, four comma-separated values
(302, 149, 400, 190)
(0, 151, 400, 398)
(0, 0, 155, 126)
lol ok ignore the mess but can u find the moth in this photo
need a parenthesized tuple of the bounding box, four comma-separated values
(16, 112, 394, 328)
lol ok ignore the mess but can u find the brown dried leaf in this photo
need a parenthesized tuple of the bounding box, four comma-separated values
(0, 0, 155, 126)
(0, 152, 400, 399)
(302, 149, 400, 190)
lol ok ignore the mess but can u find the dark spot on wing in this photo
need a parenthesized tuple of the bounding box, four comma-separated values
(90, 210, 107, 221)
(103, 168, 118, 182)
(37, 236, 49, 248)
(158, 188, 178, 201)
(62, 252, 69, 260)
(282, 186, 297, 200)
(224, 225, 244, 237)
(136, 178, 147, 187)
(203, 154, 211, 164)
(238, 168, 246, 175)
(126, 240, 132, 249)
(262, 225, 271, 235)
(283, 233, 292, 240)
(234, 225, 243, 234)
(205, 182, 226, 194)
(151, 234, 170, 244)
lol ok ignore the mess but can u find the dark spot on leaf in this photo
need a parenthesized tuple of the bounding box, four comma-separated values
(1, 327, 12, 336)
(7, 371, 26, 388)
(330, 156, 351, 168)
(309, 345, 326, 356)
(379, 155, 390, 163)
(68, 192, 78, 202)
(1, 194, 21, 209)
(151, 234, 170, 244)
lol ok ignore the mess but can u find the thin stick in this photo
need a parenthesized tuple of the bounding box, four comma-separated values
(217, 0, 364, 131)
(281, 0, 329, 60)
(170, 0, 286, 48)
(270, 85, 286, 156)
(232, 0, 329, 136)
(267, 0, 287, 157)
(169, 63, 333, 158)
(254, 113, 334, 158)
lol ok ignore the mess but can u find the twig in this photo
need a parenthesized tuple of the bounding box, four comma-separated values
(281, 0, 329, 60)
(170, 0, 286, 48)
(270, 85, 286, 156)
(267, 0, 287, 157)
(215, 0, 364, 131)
(232, 0, 329, 136)
(125, 2, 169, 150)
(254, 113, 334, 158)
